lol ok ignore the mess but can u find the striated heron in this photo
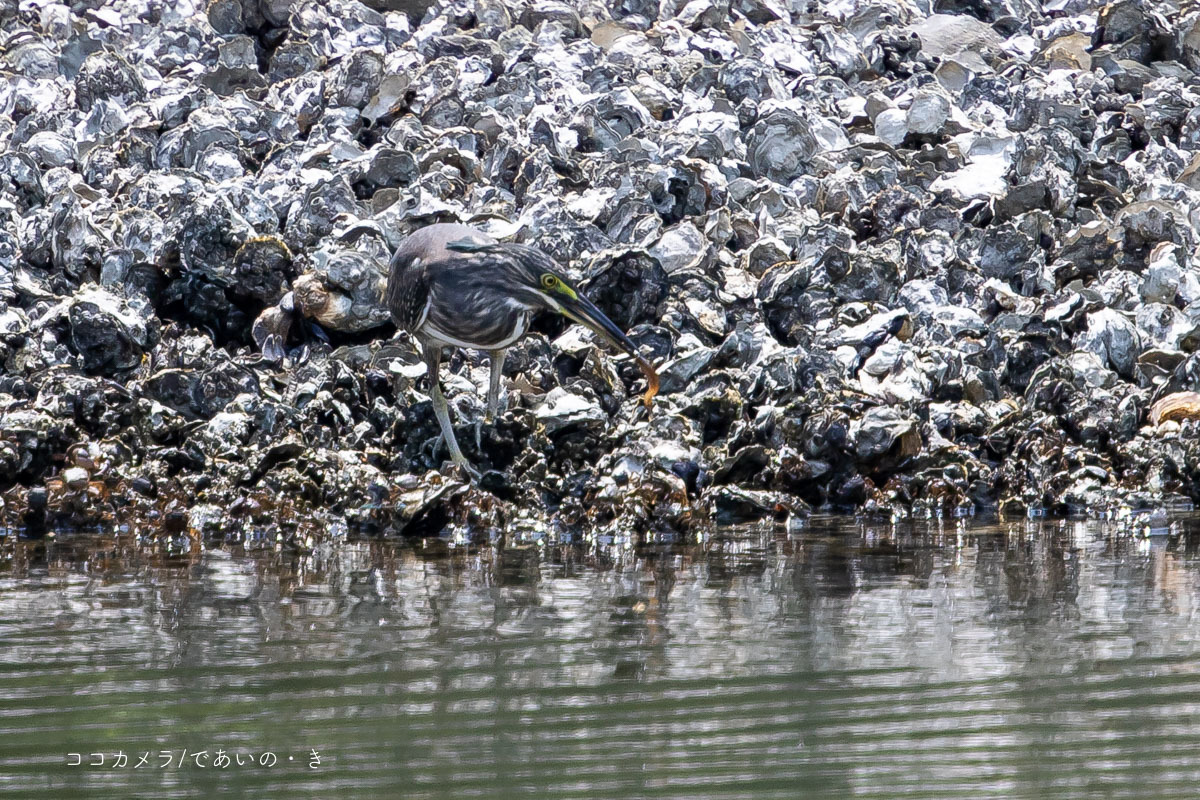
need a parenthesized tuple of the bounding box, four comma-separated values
(386, 223, 658, 478)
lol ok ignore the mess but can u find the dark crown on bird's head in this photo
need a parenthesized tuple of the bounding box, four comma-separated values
(444, 238, 581, 306)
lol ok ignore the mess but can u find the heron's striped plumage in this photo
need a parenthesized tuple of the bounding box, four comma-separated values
(384, 223, 655, 478)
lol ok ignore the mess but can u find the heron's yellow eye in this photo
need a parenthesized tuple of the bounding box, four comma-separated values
(541, 274, 557, 290)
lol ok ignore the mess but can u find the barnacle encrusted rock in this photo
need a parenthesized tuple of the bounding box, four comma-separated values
(5, 0, 1200, 537)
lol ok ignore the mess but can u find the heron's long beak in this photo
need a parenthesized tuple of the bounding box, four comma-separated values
(559, 295, 639, 358)
(558, 293, 660, 408)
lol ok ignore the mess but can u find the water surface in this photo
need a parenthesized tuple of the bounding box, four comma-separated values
(3, 515, 1200, 798)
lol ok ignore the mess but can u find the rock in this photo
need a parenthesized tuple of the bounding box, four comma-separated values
(1080, 309, 1141, 380)
(649, 222, 709, 274)
(1150, 392, 1200, 426)
(746, 104, 846, 183)
(61, 467, 89, 491)
(874, 108, 908, 146)
(907, 90, 951, 136)
(31, 285, 153, 374)
(851, 408, 922, 464)
(1041, 32, 1092, 71)
(908, 13, 1003, 74)
(534, 388, 605, 435)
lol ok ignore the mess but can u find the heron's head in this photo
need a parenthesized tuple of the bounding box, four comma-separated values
(447, 239, 641, 360)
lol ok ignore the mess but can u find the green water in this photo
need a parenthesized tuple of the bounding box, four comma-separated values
(3, 516, 1200, 798)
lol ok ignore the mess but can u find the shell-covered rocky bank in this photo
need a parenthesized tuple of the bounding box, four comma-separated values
(3, 0, 1200, 541)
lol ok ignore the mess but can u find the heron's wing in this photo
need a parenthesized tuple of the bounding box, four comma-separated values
(443, 239, 501, 254)
(444, 239, 560, 274)
(384, 247, 431, 333)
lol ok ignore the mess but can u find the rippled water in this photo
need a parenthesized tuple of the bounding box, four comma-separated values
(4, 515, 1200, 798)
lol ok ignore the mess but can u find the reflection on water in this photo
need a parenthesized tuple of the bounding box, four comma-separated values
(4, 516, 1200, 798)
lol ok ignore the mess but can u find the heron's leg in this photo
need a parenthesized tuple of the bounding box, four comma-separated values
(486, 348, 507, 423)
(424, 345, 479, 479)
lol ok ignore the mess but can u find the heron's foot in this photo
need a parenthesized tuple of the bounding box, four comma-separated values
(451, 456, 481, 482)
(473, 418, 484, 452)
(485, 397, 507, 424)
(430, 435, 480, 481)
